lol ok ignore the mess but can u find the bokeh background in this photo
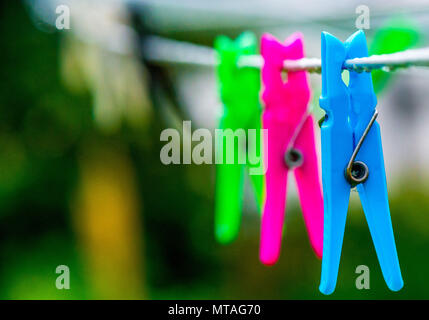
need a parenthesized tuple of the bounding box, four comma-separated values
(2, 0, 429, 299)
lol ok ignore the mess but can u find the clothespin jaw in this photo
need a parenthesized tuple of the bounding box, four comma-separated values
(319, 30, 403, 295)
(261, 33, 310, 122)
(347, 31, 378, 129)
(319, 32, 354, 294)
(259, 33, 323, 265)
(347, 31, 404, 293)
(215, 32, 261, 122)
(319, 32, 350, 123)
(214, 32, 264, 244)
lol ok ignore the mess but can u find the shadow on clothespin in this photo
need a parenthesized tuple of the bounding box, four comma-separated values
(214, 32, 265, 244)
(259, 33, 324, 265)
(319, 30, 403, 295)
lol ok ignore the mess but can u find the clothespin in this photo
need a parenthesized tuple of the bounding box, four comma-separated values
(259, 33, 324, 265)
(214, 32, 265, 244)
(370, 16, 420, 93)
(315, 17, 420, 128)
(319, 30, 403, 295)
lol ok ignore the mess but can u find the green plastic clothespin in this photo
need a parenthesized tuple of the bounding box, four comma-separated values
(370, 16, 420, 93)
(214, 32, 264, 244)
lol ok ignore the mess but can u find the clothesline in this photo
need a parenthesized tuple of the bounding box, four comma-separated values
(142, 35, 429, 73)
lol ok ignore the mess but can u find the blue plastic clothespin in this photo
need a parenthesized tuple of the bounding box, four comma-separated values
(319, 30, 403, 295)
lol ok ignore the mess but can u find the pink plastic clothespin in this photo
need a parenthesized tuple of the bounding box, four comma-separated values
(259, 33, 324, 265)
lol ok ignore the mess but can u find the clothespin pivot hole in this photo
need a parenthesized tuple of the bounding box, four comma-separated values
(284, 148, 303, 169)
(345, 160, 369, 187)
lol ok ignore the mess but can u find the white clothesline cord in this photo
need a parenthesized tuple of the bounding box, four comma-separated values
(24, 0, 429, 73)
(142, 35, 429, 73)
(345, 47, 429, 72)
